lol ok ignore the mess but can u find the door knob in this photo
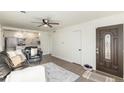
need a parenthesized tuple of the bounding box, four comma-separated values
(78, 49, 82, 51)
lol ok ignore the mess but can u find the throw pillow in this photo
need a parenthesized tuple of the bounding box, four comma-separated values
(10, 55, 23, 67)
(7, 51, 17, 58)
(31, 48, 37, 56)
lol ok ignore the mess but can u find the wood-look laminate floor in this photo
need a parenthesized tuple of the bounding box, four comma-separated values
(41, 55, 123, 82)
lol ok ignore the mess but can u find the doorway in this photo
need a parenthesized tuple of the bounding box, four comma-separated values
(96, 24, 123, 78)
(71, 30, 82, 65)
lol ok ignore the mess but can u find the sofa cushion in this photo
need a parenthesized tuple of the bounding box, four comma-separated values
(7, 50, 26, 68)
(7, 50, 26, 61)
(0, 54, 12, 79)
(5, 65, 46, 82)
(7, 51, 17, 58)
(10, 55, 23, 67)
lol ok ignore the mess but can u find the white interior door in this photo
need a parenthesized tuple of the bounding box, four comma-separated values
(70, 30, 82, 65)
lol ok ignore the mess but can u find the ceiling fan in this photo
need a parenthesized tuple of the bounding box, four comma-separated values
(32, 18, 59, 28)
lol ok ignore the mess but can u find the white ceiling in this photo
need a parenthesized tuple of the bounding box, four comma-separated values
(0, 11, 124, 31)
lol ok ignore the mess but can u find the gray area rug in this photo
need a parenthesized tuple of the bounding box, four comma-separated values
(43, 62, 80, 82)
(82, 70, 115, 82)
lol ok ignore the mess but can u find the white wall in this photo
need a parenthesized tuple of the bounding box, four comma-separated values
(52, 23, 96, 69)
(0, 25, 3, 51)
(0, 25, 2, 51)
(49, 32, 53, 54)
(52, 13, 124, 70)
(52, 29, 76, 62)
(52, 29, 82, 64)
(40, 31, 51, 55)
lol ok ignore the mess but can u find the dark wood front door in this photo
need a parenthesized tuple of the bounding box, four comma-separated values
(96, 24, 123, 78)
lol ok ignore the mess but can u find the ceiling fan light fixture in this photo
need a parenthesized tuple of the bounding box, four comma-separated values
(44, 24, 48, 27)
(32, 18, 59, 28)
(44, 19, 48, 23)
(20, 11, 26, 14)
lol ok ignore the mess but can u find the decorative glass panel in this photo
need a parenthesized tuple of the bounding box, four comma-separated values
(105, 34, 111, 60)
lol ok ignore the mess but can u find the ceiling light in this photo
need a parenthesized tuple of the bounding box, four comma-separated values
(44, 24, 48, 27)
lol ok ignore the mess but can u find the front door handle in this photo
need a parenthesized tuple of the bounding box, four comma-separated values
(96, 48, 99, 54)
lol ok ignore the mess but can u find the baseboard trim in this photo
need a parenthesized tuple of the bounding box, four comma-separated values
(51, 55, 83, 67)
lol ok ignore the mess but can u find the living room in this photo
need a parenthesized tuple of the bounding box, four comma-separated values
(0, 11, 124, 82)
(1, 0, 124, 93)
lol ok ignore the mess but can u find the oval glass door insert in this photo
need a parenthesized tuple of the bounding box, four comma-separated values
(105, 34, 111, 60)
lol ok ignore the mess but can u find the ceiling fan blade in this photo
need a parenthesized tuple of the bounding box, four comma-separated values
(49, 23, 59, 25)
(32, 22, 42, 24)
(37, 24, 44, 27)
(48, 24, 53, 28)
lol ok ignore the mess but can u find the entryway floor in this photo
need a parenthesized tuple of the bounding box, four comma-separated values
(41, 55, 124, 82)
